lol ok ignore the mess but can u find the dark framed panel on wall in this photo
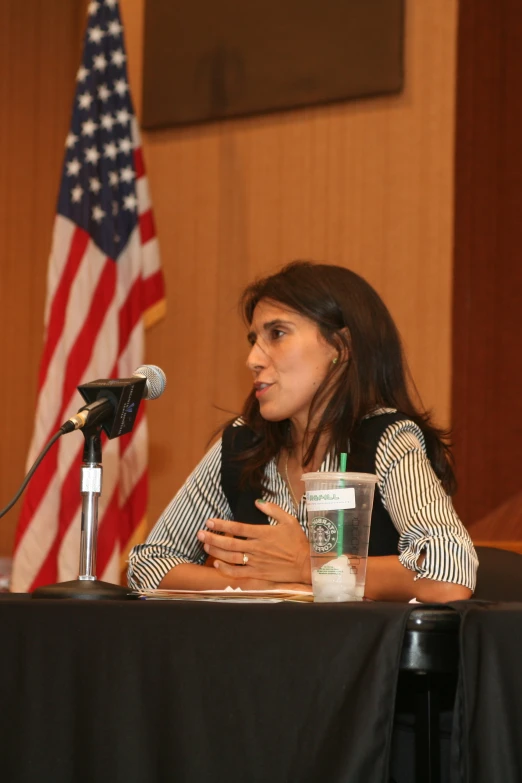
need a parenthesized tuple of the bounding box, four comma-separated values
(141, 0, 405, 129)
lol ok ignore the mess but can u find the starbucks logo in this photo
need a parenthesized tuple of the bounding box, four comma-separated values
(310, 517, 338, 553)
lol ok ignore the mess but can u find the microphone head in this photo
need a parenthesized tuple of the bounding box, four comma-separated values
(133, 365, 167, 400)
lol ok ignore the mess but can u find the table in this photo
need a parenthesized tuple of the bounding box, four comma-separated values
(449, 601, 522, 783)
(0, 598, 458, 783)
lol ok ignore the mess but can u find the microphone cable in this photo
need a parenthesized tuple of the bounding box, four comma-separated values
(0, 365, 167, 520)
(0, 428, 66, 520)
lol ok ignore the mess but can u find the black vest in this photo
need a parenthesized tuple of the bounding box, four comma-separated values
(221, 413, 417, 557)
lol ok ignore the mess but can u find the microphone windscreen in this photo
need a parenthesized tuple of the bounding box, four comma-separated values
(133, 365, 167, 400)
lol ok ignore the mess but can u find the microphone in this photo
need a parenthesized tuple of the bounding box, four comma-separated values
(132, 364, 167, 400)
(61, 365, 167, 438)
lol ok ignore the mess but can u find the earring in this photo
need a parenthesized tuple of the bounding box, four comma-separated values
(332, 357, 338, 365)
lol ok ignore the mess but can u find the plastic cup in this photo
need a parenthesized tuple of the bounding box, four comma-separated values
(302, 472, 377, 602)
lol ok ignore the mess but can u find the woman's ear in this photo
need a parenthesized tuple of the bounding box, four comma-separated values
(335, 327, 351, 363)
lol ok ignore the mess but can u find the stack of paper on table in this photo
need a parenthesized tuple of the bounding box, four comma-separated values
(136, 587, 314, 603)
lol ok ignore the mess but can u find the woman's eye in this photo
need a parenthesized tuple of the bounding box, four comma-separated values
(271, 329, 285, 340)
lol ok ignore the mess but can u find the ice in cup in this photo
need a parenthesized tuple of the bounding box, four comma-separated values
(302, 472, 377, 602)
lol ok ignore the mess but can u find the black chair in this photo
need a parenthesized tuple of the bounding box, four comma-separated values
(391, 547, 522, 783)
(473, 545, 522, 601)
(392, 608, 459, 783)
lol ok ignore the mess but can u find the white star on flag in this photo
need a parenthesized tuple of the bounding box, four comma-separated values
(107, 20, 123, 37)
(78, 92, 93, 110)
(84, 146, 101, 164)
(97, 84, 111, 102)
(119, 138, 133, 155)
(108, 171, 119, 186)
(81, 119, 98, 137)
(104, 142, 118, 160)
(111, 49, 126, 67)
(87, 1, 100, 14)
(116, 108, 131, 125)
(100, 113, 115, 130)
(65, 132, 78, 149)
(88, 25, 104, 44)
(93, 53, 108, 72)
(120, 166, 135, 183)
(77, 66, 90, 82)
(123, 194, 138, 211)
(66, 158, 81, 176)
(113, 79, 129, 97)
(89, 177, 102, 193)
(71, 184, 84, 202)
(92, 205, 106, 222)
(105, 0, 118, 8)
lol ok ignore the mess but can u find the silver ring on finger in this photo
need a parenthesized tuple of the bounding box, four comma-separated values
(242, 553, 249, 565)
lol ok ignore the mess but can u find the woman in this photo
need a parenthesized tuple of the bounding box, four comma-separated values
(128, 262, 478, 601)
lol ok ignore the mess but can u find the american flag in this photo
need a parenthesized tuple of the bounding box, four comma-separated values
(10, 0, 165, 592)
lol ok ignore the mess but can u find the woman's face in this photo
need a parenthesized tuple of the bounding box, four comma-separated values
(246, 299, 337, 429)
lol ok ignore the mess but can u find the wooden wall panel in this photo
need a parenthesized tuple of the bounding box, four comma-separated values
(452, 0, 522, 533)
(122, 0, 459, 529)
(0, 0, 458, 557)
(0, 1, 86, 556)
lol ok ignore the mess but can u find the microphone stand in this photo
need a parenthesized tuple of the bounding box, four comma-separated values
(33, 425, 134, 600)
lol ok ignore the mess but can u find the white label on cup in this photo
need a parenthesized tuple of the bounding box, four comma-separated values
(305, 487, 356, 511)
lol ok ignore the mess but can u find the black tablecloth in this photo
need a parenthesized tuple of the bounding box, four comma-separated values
(0, 599, 413, 783)
(450, 601, 522, 783)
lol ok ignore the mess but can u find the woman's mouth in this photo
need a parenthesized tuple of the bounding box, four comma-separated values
(254, 382, 273, 398)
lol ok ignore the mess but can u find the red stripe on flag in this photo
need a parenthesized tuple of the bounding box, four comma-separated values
(15, 437, 60, 548)
(60, 259, 116, 409)
(134, 147, 145, 179)
(15, 264, 117, 547)
(139, 209, 156, 245)
(38, 228, 90, 389)
(29, 442, 84, 589)
(118, 275, 143, 356)
(96, 488, 121, 577)
(119, 470, 148, 550)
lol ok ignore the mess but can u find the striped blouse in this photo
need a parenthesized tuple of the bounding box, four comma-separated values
(127, 412, 478, 591)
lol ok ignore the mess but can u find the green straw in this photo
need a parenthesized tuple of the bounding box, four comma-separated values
(337, 452, 347, 557)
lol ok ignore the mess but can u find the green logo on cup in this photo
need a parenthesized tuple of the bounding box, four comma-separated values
(311, 517, 338, 553)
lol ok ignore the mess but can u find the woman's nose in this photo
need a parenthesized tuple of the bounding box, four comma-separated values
(246, 341, 267, 371)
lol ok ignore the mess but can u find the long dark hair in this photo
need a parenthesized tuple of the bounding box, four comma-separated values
(231, 261, 456, 494)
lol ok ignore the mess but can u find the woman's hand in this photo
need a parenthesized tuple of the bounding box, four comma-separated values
(197, 500, 312, 585)
(158, 563, 299, 592)
(364, 555, 473, 602)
